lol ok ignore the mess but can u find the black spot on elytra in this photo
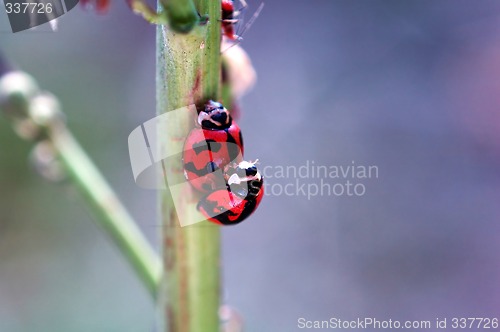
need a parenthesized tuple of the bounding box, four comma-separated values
(225, 129, 242, 161)
(198, 195, 255, 225)
(184, 162, 209, 177)
(239, 131, 244, 151)
(191, 139, 222, 155)
(184, 140, 223, 177)
(219, 199, 256, 225)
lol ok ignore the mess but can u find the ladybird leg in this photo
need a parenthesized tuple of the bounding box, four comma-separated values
(234, 0, 248, 16)
(224, 3, 264, 47)
(220, 0, 248, 22)
(235, 3, 264, 40)
(220, 19, 239, 24)
(221, 36, 243, 53)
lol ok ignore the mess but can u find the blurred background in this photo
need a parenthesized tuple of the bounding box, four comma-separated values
(2, 0, 500, 331)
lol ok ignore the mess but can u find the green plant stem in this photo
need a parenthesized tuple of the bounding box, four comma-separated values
(156, 0, 221, 331)
(195, 0, 222, 100)
(49, 122, 162, 298)
(161, 0, 200, 33)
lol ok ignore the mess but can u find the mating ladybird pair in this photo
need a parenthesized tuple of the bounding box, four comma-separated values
(182, 100, 264, 225)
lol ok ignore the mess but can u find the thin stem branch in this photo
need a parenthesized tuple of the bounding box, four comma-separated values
(50, 123, 162, 298)
(195, 0, 222, 100)
(0, 70, 162, 299)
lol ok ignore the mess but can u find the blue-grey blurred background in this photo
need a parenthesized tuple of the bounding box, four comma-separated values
(2, 0, 500, 331)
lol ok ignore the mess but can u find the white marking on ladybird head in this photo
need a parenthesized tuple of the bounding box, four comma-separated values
(197, 107, 230, 128)
(229, 160, 262, 184)
(238, 160, 255, 169)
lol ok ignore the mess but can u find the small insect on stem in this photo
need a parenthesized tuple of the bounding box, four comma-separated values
(80, 0, 111, 13)
(221, 0, 264, 52)
(221, 0, 246, 41)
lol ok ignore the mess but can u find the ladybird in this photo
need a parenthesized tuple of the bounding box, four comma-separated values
(183, 101, 244, 193)
(198, 160, 264, 225)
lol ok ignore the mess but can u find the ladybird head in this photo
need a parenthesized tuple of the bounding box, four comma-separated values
(226, 160, 263, 199)
(197, 100, 232, 130)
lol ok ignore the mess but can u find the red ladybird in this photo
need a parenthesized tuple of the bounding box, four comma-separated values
(198, 160, 264, 225)
(183, 101, 244, 193)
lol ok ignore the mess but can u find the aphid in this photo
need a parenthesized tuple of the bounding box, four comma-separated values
(221, 0, 264, 43)
(221, 0, 241, 41)
(81, 0, 110, 13)
(183, 100, 244, 193)
(198, 160, 264, 225)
